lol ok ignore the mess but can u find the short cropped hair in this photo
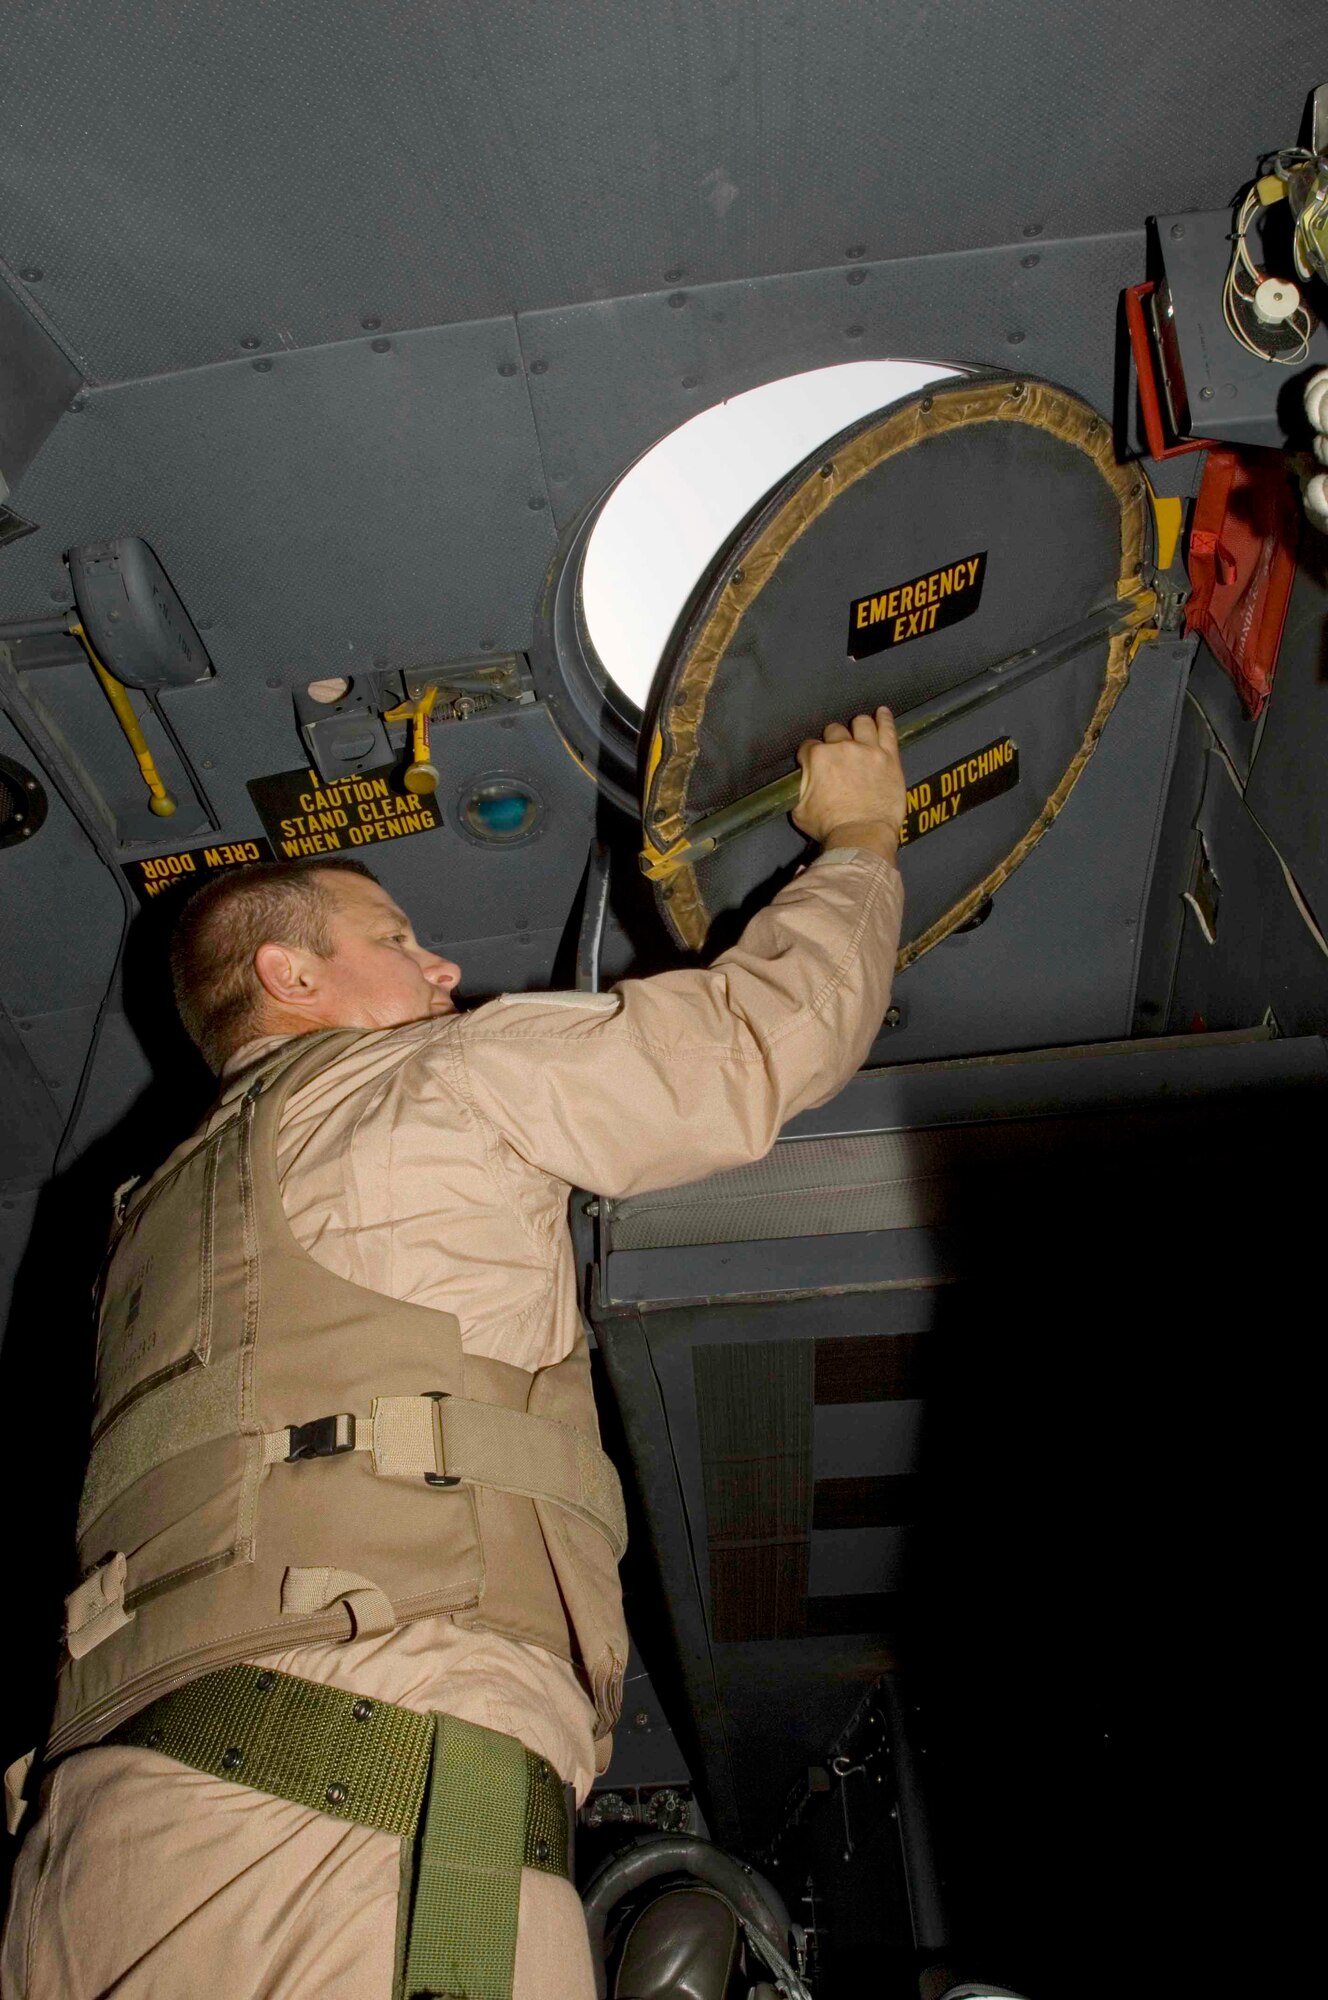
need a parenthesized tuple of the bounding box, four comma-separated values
(170, 858, 377, 1072)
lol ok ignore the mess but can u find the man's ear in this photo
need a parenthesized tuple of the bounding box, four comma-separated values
(254, 940, 324, 1010)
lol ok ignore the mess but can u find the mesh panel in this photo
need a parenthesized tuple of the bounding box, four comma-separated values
(695, 1341, 814, 1642)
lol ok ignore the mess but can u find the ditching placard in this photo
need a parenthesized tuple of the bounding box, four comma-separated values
(121, 837, 275, 908)
(247, 765, 443, 860)
(848, 551, 987, 660)
(898, 736, 1019, 848)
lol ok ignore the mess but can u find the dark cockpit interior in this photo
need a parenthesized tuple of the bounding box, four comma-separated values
(2, 12, 1324, 1996)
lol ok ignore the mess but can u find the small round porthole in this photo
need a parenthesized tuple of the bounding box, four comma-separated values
(457, 775, 543, 845)
(0, 755, 48, 849)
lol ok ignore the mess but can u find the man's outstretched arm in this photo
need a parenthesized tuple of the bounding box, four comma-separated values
(452, 709, 906, 1197)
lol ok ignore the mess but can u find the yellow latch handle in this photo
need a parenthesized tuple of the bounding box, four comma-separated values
(70, 622, 177, 817)
(404, 683, 439, 797)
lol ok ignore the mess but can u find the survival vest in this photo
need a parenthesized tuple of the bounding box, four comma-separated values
(48, 1029, 628, 1760)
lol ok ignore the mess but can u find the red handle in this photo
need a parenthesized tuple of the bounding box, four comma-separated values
(1124, 281, 1215, 460)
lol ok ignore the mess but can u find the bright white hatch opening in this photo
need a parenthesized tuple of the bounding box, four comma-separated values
(581, 359, 964, 712)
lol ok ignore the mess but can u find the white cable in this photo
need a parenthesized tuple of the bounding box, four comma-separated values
(1222, 186, 1312, 365)
(1184, 690, 1328, 962)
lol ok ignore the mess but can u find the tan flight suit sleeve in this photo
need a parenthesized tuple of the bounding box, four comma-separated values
(454, 850, 904, 1197)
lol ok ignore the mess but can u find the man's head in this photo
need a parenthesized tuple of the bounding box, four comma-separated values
(171, 859, 461, 1072)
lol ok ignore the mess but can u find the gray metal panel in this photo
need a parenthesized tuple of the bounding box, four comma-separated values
(652, 1320, 727, 1630)
(809, 1526, 910, 1598)
(786, 1027, 1323, 1141)
(611, 1121, 1127, 1252)
(335, 703, 597, 967)
(709, 1634, 896, 1848)
(17, 1006, 155, 1157)
(0, 705, 124, 1020)
(18, 653, 214, 846)
(0, 5, 1304, 384)
(1156, 205, 1328, 448)
(1131, 689, 1210, 1033)
(0, 1188, 40, 1340)
(157, 694, 596, 990)
(437, 925, 566, 1003)
(610, 1130, 950, 1249)
(605, 1028, 1328, 1300)
(597, 1642, 692, 1793)
(0, 1005, 63, 1186)
(1186, 643, 1264, 784)
(5, 1006, 100, 1122)
(594, 1307, 743, 1838)
(858, 640, 1192, 1065)
(523, 233, 1147, 530)
(1169, 742, 1328, 1037)
(0, 321, 553, 676)
(608, 1229, 959, 1304)
(812, 1403, 926, 1482)
(1246, 556, 1328, 936)
(0, 275, 82, 493)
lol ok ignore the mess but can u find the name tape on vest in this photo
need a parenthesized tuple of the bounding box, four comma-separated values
(247, 765, 444, 859)
(898, 735, 1019, 847)
(121, 837, 276, 907)
(848, 550, 987, 661)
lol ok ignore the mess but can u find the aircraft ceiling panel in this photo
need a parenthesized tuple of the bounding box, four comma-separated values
(0, 319, 554, 676)
(0, 2, 1305, 384)
(523, 230, 1158, 532)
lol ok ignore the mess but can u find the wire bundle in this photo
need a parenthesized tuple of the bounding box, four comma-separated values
(1222, 185, 1314, 364)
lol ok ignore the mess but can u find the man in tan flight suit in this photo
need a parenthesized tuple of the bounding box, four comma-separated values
(2, 708, 906, 2000)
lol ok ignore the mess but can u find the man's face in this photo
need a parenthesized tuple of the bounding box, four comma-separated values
(309, 872, 461, 1030)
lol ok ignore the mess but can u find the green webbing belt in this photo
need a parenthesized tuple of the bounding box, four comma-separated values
(111, 1663, 571, 1999)
(405, 1712, 526, 2000)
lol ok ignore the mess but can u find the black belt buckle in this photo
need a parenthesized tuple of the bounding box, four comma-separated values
(423, 1390, 461, 1488)
(286, 1413, 356, 1461)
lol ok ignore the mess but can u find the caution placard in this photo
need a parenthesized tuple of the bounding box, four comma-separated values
(898, 736, 1019, 848)
(848, 550, 987, 660)
(247, 765, 443, 860)
(121, 836, 275, 908)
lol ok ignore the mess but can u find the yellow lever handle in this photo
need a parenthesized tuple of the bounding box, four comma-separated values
(71, 622, 177, 818)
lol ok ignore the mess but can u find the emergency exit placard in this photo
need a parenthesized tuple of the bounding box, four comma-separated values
(247, 765, 443, 860)
(848, 550, 987, 660)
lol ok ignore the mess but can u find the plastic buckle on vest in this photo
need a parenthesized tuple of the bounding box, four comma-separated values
(423, 1391, 461, 1488)
(286, 1413, 357, 1461)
